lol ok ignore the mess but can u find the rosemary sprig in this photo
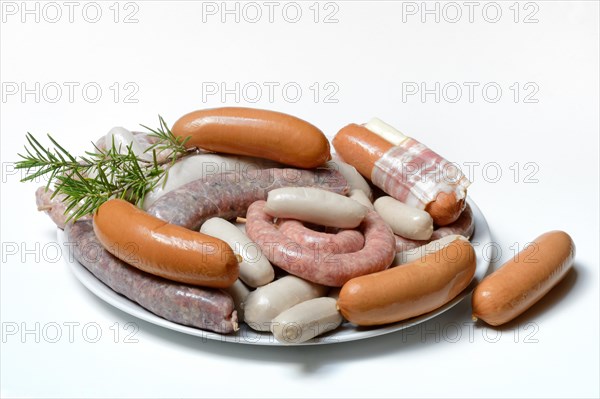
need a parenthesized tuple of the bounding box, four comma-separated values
(16, 116, 191, 221)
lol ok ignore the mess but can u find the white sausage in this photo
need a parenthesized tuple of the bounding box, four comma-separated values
(243, 276, 327, 331)
(327, 159, 372, 200)
(264, 187, 369, 229)
(224, 279, 251, 322)
(142, 153, 279, 209)
(349, 189, 374, 210)
(270, 297, 343, 344)
(394, 234, 467, 266)
(374, 196, 434, 240)
(200, 217, 274, 287)
(104, 127, 150, 160)
(364, 117, 407, 146)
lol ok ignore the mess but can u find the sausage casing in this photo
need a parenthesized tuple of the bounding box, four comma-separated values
(338, 240, 476, 326)
(472, 231, 575, 326)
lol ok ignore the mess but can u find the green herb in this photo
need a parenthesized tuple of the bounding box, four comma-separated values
(16, 116, 192, 221)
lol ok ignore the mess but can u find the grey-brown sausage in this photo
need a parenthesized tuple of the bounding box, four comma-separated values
(65, 220, 238, 333)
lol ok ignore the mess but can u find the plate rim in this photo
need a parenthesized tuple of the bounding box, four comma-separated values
(59, 196, 491, 346)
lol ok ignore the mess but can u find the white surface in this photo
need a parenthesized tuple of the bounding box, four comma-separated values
(58, 197, 491, 346)
(1, 1, 598, 398)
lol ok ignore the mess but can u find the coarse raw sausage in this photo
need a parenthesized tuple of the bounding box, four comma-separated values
(65, 220, 238, 333)
(472, 231, 575, 326)
(171, 107, 331, 168)
(246, 201, 395, 287)
(333, 119, 470, 226)
(142, 153, 281, 209)
(277, 219, 365, 253)
(35, 187, 90, 230)
(338, 240, 476, 326)
(264, 187, 368, 229)
(93, 199, 239, 288)
(147, 168, 349, 231)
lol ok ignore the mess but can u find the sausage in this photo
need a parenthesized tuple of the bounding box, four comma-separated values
(35, 186, 90, 230)
(430, 203, 474, 240)
(200, 217, 274, 287)
(64, 220, 238, 333)
(394, 234, 466, 266)
(349, 189, 374, 210)
(277, 219, 365, 253)
(374, 196, 434, 240)
(472, 231, 575, 326)
(393, 203, 474, 252)
(147, 168, 349, 231)
(327, 158, 372, 200)
(243, 276, 327, 331)
(337, 240, 476, 326)
(271, 297, 343, 344)
(264, 187, 368, 229)
(224, 279, 251, 322)
(93, 199, 239, 288)
(171, 107, 331, 168)
(142, 153, 281, 209)
(332, 119, 470, 225)
(245, 201, 395, 287)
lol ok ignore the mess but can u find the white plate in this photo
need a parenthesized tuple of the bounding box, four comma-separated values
(59, 197, 491, 346)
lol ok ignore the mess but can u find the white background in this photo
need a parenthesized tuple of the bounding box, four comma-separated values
(1, 1, 599, 398)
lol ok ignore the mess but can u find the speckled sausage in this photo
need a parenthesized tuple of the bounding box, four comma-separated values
(64, 220, 238, 333)
(147, 168, 348, 230)
(35, 187, 90, 230)
(277, 219, 365, 254)
(246, 201, 395, 287)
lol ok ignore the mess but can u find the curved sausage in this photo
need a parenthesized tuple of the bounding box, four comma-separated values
(65, 220, 238, 333)
(374, 196, 434, 240)
(472, 231, 575, 326)
(171, 107, 331, 168)
(277, 219, 365, 253)
(332, 120, 470, 225)
(246, 201, 395, 287)
(264, 187, 368, 229)
(337, 240, 476, 326)
(147, 168, 349, 231)
(93, 199, 239, 288)
(243, 276, 327, 331)
(271, 297, 343, 344)
(142, 153, 281, 209)
(200, 217, 274, 287)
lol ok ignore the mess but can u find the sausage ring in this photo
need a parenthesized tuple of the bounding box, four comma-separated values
(246, 201, 395, 287)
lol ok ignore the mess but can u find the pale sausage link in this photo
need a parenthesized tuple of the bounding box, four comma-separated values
(394, 203, 474, 252)
(65, 220, 238, 333)
(246, 201, 395, 287)
(147, 168, 348, 231)
(277, 219, 365, 254)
